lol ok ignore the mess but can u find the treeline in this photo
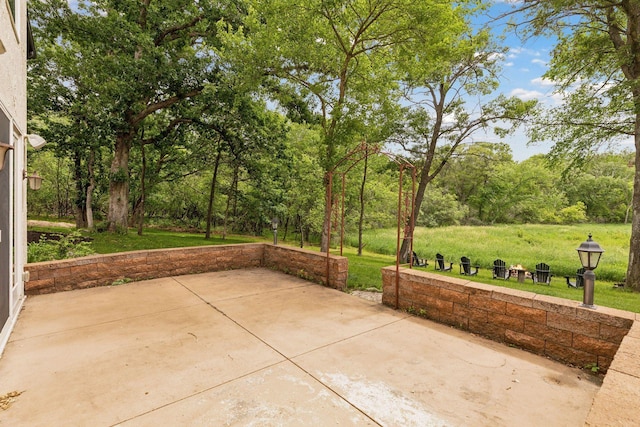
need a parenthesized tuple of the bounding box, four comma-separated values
(28, 137, 633, 243)
(25, 0, 634, 247)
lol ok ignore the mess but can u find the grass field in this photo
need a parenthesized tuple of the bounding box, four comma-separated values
(343, 223, 639, 312)
(352, 223, 630, 282)
(28, 221, 640, 312)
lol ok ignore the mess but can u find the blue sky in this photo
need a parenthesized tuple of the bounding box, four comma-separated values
(480, 1, 634, 161)
(474, 1, 558, 161)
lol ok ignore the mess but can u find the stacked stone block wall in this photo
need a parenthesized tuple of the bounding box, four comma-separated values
(264, 245, 348, 289)
(25, 244, 347, 295)
(381, 267, 635, 373)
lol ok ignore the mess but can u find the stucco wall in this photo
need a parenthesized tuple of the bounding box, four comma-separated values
(0, 0, 28, 131)
(24, 243, 348, 295)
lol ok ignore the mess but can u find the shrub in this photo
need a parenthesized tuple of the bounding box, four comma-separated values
(559, 202, 587, 224)
(27, 231, 95, 263)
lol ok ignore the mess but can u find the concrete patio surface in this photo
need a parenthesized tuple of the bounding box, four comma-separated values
(0, 268, 600, 426)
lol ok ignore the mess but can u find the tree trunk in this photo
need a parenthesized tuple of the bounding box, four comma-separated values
(399, 95, 446, 261)
(107, 133, 132, 233)
(625, 110, 640, 290)
(357, 149, 368, 256)
(399, 157, 435, 261)
(205, 145, 222, 240)
(73, 151, 87, 228)
(283, 216, 289, 242)
(231, 161, 239, 217)
(224, 162, 239, 239)
(137, 142, 146, 236)
(86, 149, 95, 231)
(298, 214, 304, 248)
(321, 174, 331, 252)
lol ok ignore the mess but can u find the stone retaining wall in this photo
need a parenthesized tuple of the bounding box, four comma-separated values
(25, 244, 348, 295)
(382, 267, 640, 425)
(264, 245, 348, 288)
(381, 266, 636, 373)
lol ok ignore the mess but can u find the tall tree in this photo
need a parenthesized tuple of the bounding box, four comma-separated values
(481, 156, 567, 224)
(30, 0, 241, 232)
(220, 0, 463, 251)
(395, 25, 537, 259)
(509, 1, 640, 289)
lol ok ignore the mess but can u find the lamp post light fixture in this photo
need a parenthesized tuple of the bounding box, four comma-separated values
(0, 141, 13, 171)
(27, 171, 43, 190)
(576, 234, 604, 309)
(26, 134, 47, 150)
(271, 217, 279, 245)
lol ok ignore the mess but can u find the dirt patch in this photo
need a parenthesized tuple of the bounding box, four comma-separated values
(27, 220, 75, 229)
(350, 290, 382, 303)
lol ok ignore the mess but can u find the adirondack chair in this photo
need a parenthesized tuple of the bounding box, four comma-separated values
(435, 253, 453, 272)
(460, 256, 479, 276)
(492, 259, 509, 280)
(412, 251, 428, 267)
(565, 267, 585, 288)
(531, 262, 552, 285)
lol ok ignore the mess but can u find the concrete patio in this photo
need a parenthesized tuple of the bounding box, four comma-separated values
(0, 268, 600, 426)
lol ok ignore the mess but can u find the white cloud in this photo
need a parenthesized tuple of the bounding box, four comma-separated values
(509, 88, 544, 101)
(550, 92, 565, 104)
(442, 113, 456, 124)
(505, 62, 514, 67)
(508, 47, 543, 58)
(531, 77, 555, 87)
(531, 58, 547, 66)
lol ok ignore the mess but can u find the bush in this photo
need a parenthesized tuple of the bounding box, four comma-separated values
(27, 231, 95, 263)
(559, 202, 587, 224)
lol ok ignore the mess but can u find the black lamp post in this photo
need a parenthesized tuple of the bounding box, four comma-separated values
(576, 234, 604, 309)
(271, 217, 279, 245)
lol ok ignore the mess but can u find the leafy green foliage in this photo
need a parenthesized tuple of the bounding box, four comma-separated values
(558, 203, 588, 224)
(418, 188, 468, 227)
(27, 231, 95, 263)
(506, 0, 640, 288)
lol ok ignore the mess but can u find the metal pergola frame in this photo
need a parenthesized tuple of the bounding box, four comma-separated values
(325, 141, 416, 307)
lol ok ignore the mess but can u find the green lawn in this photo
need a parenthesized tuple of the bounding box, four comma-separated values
(27, 222, 640, 313)
(87, 228, 259, 253)
(346, 223, 639, 313)
(354, 223, 630, 282)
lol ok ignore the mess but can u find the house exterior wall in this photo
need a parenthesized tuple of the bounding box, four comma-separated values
(0, 0, 28, 355)
(1, 0, 28, 125)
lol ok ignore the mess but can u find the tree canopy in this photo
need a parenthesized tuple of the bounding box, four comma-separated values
(504, 0, 640, 289)
(26, 0, 639, 288)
